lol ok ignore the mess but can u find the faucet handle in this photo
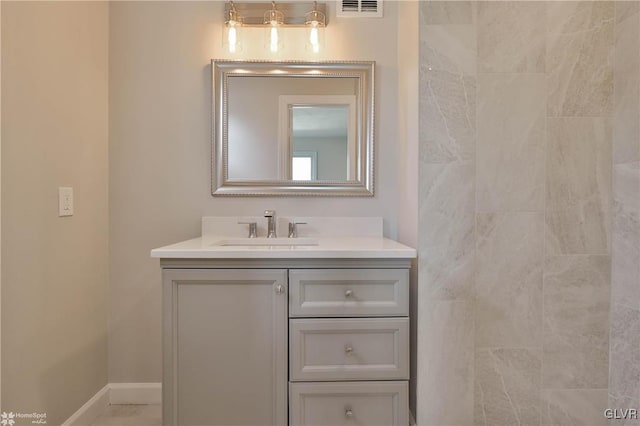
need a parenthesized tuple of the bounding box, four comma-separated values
(288, 221, 307, 238)
(238, 221, 257, 238)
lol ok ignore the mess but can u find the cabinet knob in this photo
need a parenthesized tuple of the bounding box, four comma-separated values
(344, 289, 353, 298)
(275, 285, 285, 295)
(345, 407, 353, 418)
(345, 345, 354, 355)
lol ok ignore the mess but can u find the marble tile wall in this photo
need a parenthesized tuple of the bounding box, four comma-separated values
(476, 74, 546, 212)
(543, 256, 611, 389)
(418, 2, 476, 424)
(546, 2, 614, 117)
(475, 212, 543, 348)
(419, 2, 621, 425)
(610, 2, 640, 425)
(545, 118, 612, 255)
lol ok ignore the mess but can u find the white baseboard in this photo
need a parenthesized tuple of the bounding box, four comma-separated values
(62, 383, 162, 425)
(109, 383, 162, 405)
(61, 384, 110, 426)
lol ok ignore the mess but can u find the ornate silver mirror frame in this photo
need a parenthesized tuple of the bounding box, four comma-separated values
(212, 60, 375, 196)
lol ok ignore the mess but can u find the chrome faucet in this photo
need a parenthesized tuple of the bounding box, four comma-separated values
(264, 210, 277, 238)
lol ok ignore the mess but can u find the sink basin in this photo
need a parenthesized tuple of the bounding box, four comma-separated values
(214, 237, 319, 247)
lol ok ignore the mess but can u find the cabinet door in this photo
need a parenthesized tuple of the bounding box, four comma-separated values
(163, 269, 288, 426)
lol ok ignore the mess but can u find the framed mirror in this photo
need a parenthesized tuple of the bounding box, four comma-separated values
(212, 60, 375, 196)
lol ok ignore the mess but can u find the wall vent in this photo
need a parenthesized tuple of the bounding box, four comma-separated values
(336, 0, 383, 18)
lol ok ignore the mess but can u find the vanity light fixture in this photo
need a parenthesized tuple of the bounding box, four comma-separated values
(223, 2, 328, 54)
(224, 1, 243, 53)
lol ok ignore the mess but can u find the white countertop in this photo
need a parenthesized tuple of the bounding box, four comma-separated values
(150, 217, 416, 259)
(150, 236, 416, 259)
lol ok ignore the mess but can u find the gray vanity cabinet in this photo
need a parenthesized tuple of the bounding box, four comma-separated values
(161, 260, 410, 426)
(162, 269, 288, 426)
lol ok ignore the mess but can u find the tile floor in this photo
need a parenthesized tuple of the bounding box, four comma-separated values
(90, 404, 161, 426)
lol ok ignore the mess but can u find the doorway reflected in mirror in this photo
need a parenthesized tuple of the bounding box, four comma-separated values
(285, 100, 355, 181)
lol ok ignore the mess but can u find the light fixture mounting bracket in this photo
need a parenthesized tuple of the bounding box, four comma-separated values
(225, 2, 328, 27)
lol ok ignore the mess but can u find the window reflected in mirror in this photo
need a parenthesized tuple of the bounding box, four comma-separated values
(292, 152, 316, 180)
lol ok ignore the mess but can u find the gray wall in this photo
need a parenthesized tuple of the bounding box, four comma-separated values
(108, 1, 401, 383)
(418, 2, 614, 424)
(1, 2, 109, 423)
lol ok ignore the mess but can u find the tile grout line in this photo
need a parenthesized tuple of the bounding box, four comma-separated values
(607, 0, 618, 408)
(472, 1, 479, 423)
(541, 2, 548, 423)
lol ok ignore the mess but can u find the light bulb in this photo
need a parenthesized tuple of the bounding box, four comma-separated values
(270, 26, 279, 53)
(309, 23, 319, 53)
(228, 25, 237, 53)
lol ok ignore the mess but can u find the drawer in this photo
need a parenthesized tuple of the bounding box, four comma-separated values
(289, 318, 409, 381)
(290, 381, 409, 426)
(289, 269, 409, 317)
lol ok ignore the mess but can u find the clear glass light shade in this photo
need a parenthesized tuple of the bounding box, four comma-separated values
(224, 6, 243, 53)
(224, 21, 242, 53)
(305, 7, 325, 53)
(306, 22, 324, 53)
(264, 7, 284, 53)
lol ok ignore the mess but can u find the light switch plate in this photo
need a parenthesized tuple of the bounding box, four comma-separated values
(58, 187, 74, 217)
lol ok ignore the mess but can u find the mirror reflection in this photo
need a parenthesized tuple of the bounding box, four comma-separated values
(227, 76, 357, 181)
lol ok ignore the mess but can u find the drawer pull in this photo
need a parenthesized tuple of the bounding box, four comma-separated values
(345, 407, 353, 418)
(275, 285, 285, 295)
(345, 345, 354, 355)
(344, 289, 353, 298)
